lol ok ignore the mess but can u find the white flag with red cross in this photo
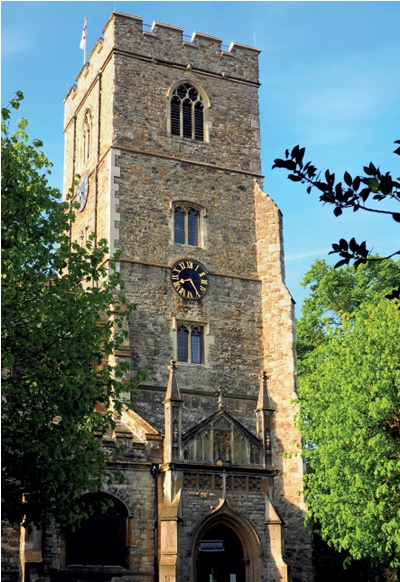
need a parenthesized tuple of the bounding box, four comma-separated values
(80, 17, 87, 51)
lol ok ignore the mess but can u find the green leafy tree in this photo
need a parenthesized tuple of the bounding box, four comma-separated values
(296, 259, 400, 571)
(272, 142, 400, 300)
(297, 258, 400, 362)
(1, 93, 143, 528)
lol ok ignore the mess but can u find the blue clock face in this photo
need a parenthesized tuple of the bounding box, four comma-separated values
(76, 174, 88, 211)
(171, 258, 210, 301)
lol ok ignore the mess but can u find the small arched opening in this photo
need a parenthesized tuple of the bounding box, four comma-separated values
(66, 492, 128, 567)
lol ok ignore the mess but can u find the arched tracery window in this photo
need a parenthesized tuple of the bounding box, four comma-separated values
(170, 83, 205, 141)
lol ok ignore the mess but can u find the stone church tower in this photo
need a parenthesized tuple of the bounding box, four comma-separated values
(14, 11, 314, 582)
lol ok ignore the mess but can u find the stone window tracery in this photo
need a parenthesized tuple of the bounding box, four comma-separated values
(170, 83, 205, 141)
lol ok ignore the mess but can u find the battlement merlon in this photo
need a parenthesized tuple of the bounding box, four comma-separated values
(108, 11, 260, 83)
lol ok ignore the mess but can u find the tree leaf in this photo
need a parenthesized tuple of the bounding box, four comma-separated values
(344, 171, 352, 186)
(333, 206, 342, 217)
(288, 173, 303, 182)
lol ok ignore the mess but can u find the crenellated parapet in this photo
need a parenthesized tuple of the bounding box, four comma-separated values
(64, 10, 260, 118)
(107, 11, 260, 84)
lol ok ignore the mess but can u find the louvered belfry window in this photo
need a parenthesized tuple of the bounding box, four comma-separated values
(171, 84, 204, 141)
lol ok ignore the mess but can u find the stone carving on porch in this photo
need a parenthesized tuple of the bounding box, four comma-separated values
(250, 443, 260, 465)
(213, 416, 231, 431)
(173, 419, 179, 443)
(183, 472, 263, 493)
(214, 431, 231, 463)
(182, 411, 262, 467)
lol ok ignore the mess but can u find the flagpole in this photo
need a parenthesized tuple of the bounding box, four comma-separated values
(80, 17, 88, 65)
(84, 17, 87, 65)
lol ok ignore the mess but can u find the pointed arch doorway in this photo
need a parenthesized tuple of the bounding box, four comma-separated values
(197, 523, 246, 582)
(192, 503, 260, 582)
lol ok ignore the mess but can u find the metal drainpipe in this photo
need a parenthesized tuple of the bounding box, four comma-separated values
(151, 464, 160, 582)
(69, 115, 77, 247)
(94, 72, 102, 250)
(71, 114, 77, 189)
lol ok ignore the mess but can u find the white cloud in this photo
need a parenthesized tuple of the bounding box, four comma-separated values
(1, 25, 35, 56)
(286, 249, 331, 262)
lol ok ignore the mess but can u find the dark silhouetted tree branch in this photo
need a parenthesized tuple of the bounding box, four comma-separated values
(272, 141, 400, 301)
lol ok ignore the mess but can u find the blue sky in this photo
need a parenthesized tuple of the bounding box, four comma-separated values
(2, 1, 399, 313)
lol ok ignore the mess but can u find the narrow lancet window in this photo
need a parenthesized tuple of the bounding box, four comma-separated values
(177, 324, 204, 364)
(173, 205, 200, 246)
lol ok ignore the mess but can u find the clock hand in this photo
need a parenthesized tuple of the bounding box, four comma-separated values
(189, 279, 199, 293)
(179, 278, 200, 294)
